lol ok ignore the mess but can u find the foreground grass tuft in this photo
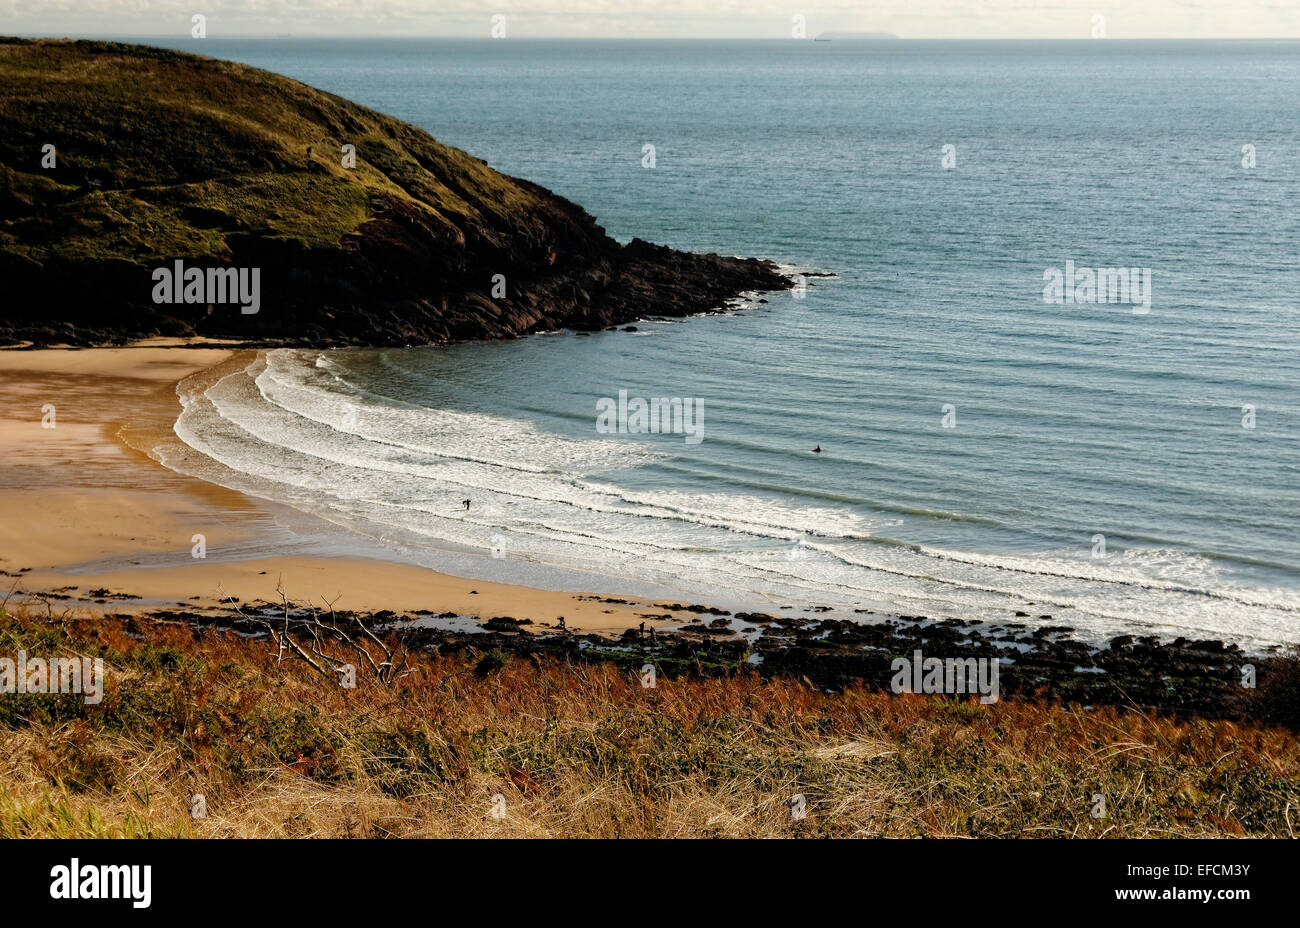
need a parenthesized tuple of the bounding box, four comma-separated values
(0, 605, 1296, 838)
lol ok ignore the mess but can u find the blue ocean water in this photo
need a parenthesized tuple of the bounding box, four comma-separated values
(140, 39, 1300, 646)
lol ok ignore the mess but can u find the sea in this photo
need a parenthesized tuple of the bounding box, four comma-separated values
(126, 37, 1300, 648)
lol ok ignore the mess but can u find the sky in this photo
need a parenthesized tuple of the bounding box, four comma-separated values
(2, 1, 1299, 40)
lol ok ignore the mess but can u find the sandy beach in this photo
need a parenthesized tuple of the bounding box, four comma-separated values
(0, 342, 676, 634)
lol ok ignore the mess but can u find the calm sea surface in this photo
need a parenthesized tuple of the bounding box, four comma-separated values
(132, 38, 1300, 646)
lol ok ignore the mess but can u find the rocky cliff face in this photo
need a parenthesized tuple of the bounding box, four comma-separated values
(0, 39, 790, 346)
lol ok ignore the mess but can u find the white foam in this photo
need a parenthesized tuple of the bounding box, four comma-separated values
(161, 349, 1300, 650)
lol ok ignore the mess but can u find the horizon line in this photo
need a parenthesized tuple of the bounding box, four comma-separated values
(11, 33, 1300, 42)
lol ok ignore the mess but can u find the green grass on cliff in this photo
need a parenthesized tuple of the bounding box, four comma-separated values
(0, 38, 572, 264)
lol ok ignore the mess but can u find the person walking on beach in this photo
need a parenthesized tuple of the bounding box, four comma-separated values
(462, 499, 471, 511)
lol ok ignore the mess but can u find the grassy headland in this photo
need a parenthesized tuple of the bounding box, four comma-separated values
(0, 38, 789, 346)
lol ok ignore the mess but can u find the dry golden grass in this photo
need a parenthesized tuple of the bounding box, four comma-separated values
(0, 604, 1296, 838)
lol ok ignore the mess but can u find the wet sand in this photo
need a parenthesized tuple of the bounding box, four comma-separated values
(0, 342, 675, 633)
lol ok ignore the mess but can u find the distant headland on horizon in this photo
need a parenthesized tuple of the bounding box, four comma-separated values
(814, 32, 902, 41)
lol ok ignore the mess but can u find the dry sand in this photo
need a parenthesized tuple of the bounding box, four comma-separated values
(0, 342, 680, 634)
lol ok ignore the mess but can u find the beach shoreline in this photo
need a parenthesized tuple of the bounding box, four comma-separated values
(0, 340, 1289, 720)
(0, 341, 690, 635)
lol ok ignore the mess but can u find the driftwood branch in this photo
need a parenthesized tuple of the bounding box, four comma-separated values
(218, 582, 411, 687)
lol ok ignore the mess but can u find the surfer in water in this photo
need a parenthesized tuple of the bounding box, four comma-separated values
(812, 445, 823, 453)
